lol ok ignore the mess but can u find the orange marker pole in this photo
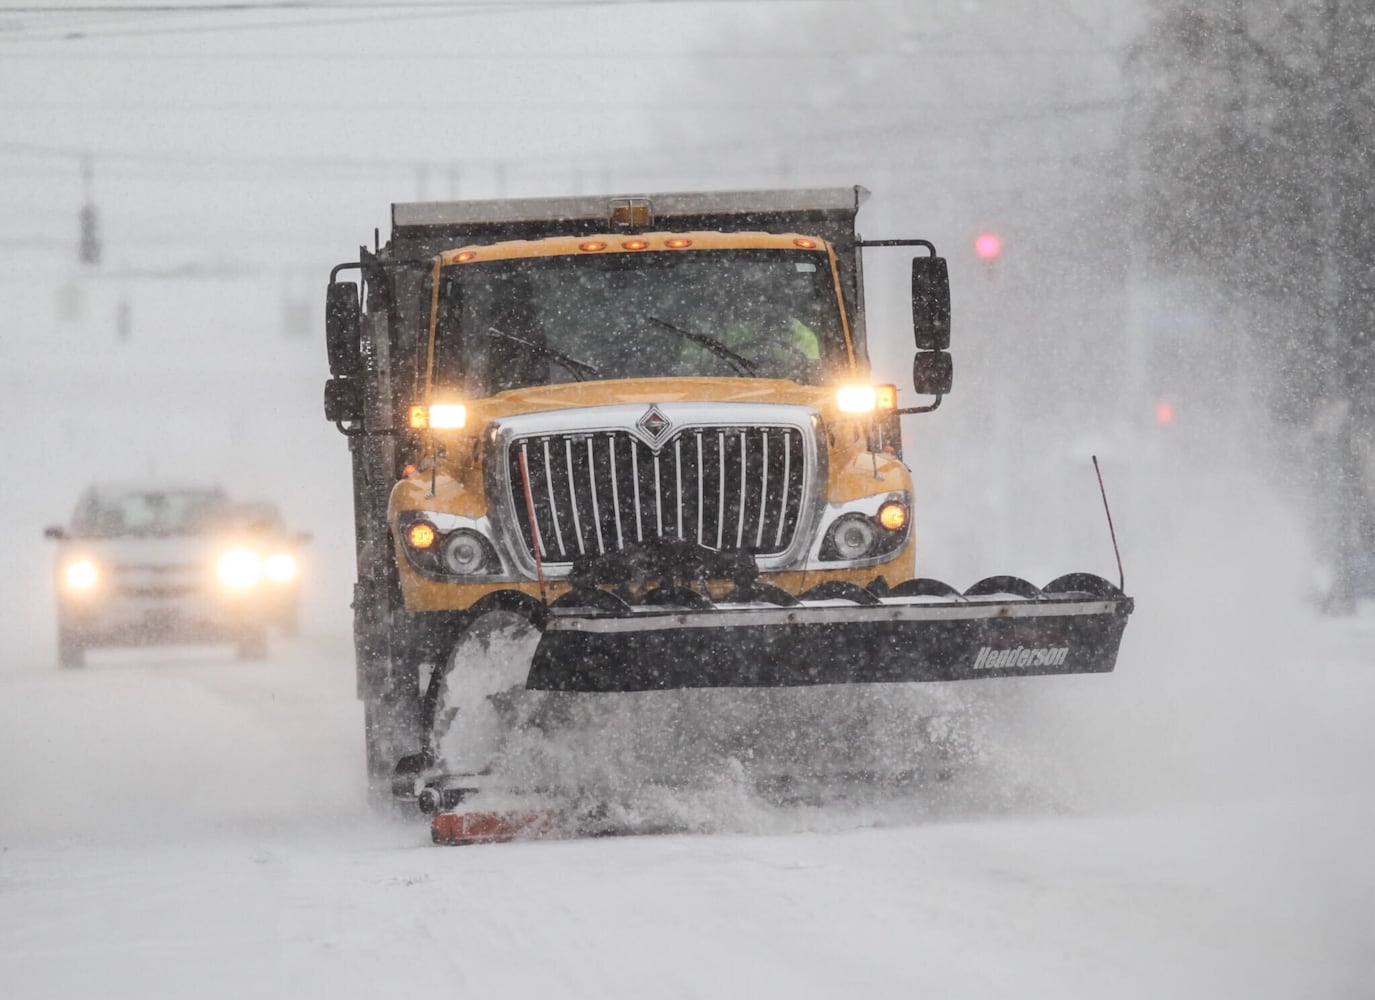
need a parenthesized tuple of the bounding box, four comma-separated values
(517, 450, 548, 604)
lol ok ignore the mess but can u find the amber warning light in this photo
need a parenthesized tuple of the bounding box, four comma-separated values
(878, 501, 908, 531)
(407, 522, 437, 550)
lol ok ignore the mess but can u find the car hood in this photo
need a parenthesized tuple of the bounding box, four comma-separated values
(59, 535, 231, 569)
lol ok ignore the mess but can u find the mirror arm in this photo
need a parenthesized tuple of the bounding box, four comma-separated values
(896, 396, 942, 416)
(335, 422, 406, 439)
(858, 238, 937, 256)
(330, 260, 364, 283)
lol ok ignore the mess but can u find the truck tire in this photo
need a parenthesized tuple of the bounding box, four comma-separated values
(279, 605, 300, 638)
(58, 627, 85, 669)
(364, 698, 422, 813)
(235, 626, 269, 661)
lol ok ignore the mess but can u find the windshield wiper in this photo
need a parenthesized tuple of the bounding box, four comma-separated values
(646, 316, 758, 377)
(486, 326, 601, 382)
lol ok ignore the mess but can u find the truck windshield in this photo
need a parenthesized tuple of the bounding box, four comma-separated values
(431, 248, 845, 396)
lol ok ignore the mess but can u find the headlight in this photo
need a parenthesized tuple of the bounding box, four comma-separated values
(429, 403, 466, 429)
(64, 559, 99, 591)
(218, 547, 263, 589)
(836, 385, 878, 414)
(828, 514, 878, 560)
(397, 512, 502, 579)
(409, 403, 467, 430)
(818, 497, 911, 564)
(263, 552, 298, 583)
(442, 529, 492, 575)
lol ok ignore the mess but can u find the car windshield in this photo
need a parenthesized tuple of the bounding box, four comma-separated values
(431, 248, 846, 396)
(228, 502, 285, 535)
(71, 489, 230, 538)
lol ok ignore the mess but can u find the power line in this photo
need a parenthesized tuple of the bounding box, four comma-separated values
(0, 98, 1125, 113)
(0, 97, 1121, 171)
(0, 45, 1125, 61)
(0, 0, 821, 42)
(0, 0, 797, 9)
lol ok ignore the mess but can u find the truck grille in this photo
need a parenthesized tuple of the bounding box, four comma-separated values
(507, 426, 807, 562)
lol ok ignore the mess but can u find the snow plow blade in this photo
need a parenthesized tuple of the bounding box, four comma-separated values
(525, 574, 1133, 692)
(431, 808, 557, 846)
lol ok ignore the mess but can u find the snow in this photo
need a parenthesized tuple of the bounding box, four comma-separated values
(3, 327, 1374, 996)
(3, 3, 1374, 996)
(1, 619, 1372, 998)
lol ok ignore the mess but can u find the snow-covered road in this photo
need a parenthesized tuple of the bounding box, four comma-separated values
(3, 274, 1372, 999)
(2, 601, 1372, 999)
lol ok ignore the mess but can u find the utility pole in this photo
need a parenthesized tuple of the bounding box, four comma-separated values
(79, 153, 100, 267)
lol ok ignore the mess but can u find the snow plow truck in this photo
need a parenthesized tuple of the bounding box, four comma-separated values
(323, 186, 1134, 843)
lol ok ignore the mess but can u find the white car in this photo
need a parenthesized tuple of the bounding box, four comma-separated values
(225, 500, 310, 635)
(45, 483, 274, 667)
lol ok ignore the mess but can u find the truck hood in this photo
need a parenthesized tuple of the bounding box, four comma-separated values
(457, 377, 845, 426)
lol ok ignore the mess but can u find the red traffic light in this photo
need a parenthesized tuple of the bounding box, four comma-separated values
(1155, 400, 1175, 426)
(974, 232, 1001, 261)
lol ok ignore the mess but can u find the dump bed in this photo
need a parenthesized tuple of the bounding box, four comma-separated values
(389, 186, 869, 253)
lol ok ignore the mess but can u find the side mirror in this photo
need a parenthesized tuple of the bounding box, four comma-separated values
(44, 525, 67, 541)
(324, 377, 364, 424)
(326, 281, 362, 377)
(912, 351, 953, 396)
(911, 256, 951, 351)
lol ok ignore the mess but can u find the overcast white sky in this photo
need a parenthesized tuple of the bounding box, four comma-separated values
(1, 0, 1139, 279)
(0, 0, 1165, 655)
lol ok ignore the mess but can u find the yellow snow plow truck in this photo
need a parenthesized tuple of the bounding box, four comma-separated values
(323, 187, 1133, 841)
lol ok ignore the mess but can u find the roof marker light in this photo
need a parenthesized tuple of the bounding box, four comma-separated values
(579, 241, 607, 252)
(621, 239, 649, 251)
(664, 238, 692, 249)
(455, 250, 477, 263)
(794, 237, 819, 249)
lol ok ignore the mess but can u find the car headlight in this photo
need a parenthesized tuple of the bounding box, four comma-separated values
(63, 558, 99, 592)
(218, 547, 263, 589)
(263, 552, 298, 583)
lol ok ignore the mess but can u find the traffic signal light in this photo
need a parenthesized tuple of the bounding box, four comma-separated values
(974, 232, 1001, 261)
(79, 202, 101, 265)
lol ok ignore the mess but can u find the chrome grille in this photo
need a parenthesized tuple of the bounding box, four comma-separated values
(508, 426, 807, 562)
